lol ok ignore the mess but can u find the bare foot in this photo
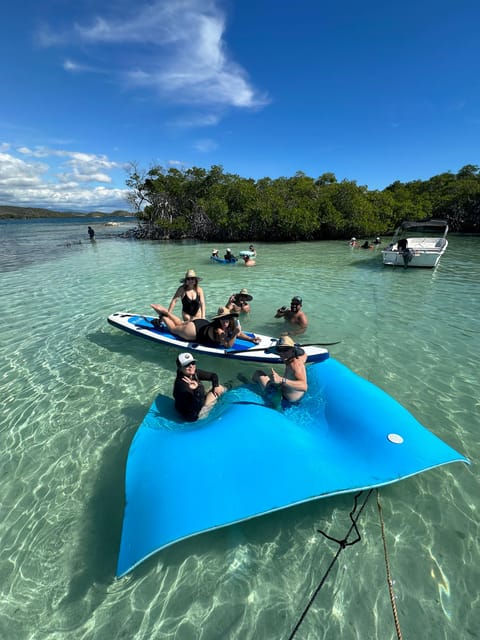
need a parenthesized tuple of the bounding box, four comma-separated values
(150, 304, 168, 317)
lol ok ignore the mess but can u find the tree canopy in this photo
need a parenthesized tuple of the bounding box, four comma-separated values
(126, 163, 480, 241)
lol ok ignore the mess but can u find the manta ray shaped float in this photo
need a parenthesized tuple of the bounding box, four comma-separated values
(116, 358, 469, 577)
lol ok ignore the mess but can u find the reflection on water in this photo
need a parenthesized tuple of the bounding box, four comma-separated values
(0, 217, 136, 272)
(0, 220, 479, 639)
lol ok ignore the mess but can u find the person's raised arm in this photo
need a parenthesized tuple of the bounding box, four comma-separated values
(168, 286, 183, 314)
(198, 286, 206, 319)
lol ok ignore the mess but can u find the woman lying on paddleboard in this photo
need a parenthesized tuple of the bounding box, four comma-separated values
(150, 305, 260, 349)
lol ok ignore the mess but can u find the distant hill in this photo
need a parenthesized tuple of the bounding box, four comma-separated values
(0, 205, 134, 219)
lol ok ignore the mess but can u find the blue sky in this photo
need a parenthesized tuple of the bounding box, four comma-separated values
(1, 0, 479, 212)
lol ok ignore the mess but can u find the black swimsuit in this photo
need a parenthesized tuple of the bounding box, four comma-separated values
(181, 291, 200, 316)
(192, 319, 214, 345)
(191, 319, 233, 346)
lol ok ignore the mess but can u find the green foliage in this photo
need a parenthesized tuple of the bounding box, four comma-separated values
(126, 163, 480, 240)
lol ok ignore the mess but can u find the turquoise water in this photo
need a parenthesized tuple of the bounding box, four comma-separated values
(1, 219, 479, 640)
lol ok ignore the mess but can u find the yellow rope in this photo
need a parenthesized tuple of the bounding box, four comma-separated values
(376, 489, 403, 640)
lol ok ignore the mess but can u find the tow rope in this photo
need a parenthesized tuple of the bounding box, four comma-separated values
(287, 488, 403, 640)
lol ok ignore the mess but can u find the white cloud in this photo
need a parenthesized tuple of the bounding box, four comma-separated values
(0, 152, 47, 186)
(38, 0, 269, 111)
(193, 138, 218, 152)
(0, 148, 128, 211)
(169, 112, 221, 128)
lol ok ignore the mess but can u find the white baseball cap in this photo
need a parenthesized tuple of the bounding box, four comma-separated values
(176, 352, 196, 367)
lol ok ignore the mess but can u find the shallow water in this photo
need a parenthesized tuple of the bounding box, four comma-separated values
(0, 220, 479, 639)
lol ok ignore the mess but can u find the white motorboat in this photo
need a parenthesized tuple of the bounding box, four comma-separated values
(382, 219, 449, 268)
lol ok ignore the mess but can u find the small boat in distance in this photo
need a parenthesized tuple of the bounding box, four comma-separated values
(382, 219, 449, 268)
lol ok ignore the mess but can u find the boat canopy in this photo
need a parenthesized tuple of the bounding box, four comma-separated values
(396, 219, 448, 234)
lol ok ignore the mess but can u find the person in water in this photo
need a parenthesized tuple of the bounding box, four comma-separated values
(214, 306, 260, 344)
(87, 226, 95, 240)
(159, 269, 206, 321)
(360, 240, 373, 249)
(274, 296, 308, 334)
(242, 254, 256, 267)
(252, 334, 308, 405)
(150, 306, 258, 348)
(224, 248, 236, 262)
(226, 288, 253, 314)
(173, 352, 225, 421)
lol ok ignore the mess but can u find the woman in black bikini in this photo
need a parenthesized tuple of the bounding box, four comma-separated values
(153, 269, 206, 322)
(149, 307, 260, 348)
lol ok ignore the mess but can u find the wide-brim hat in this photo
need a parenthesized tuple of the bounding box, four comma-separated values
(237, 288, 253, 301)
(181, 268, 203, 283)
(266, 334, 305, 356)
(211, 307, 239, 321)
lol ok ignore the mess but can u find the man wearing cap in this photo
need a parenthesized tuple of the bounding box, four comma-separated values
(224, 248, 236, 262)
(173, 352, 225, 421)
(274, 296, 308, 334)
(252, 334, 308, 405)
(226, 288, 253, 314)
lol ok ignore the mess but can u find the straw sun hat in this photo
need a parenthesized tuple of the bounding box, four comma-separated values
(180, 269, 203, 283)
(237, 288, 253, 301)
(210, 307, 239, 321)
(266, 334, 305, 356)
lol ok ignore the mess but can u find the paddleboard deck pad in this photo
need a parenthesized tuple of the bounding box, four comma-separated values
(107, 312, 329, 363)
(116, 357, 469, 576)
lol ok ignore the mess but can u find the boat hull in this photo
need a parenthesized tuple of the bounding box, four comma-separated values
(382, 220, 449, 268)
(382, 243, 448, 268)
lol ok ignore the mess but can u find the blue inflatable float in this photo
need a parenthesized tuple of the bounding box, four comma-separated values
(116, 358, 469, 577)
(209, 255, 238, 264)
